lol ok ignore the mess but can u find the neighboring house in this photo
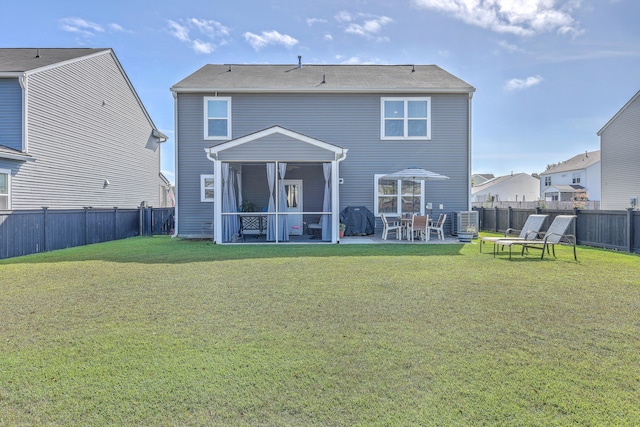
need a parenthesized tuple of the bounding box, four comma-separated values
(170, 62, 475, 243)
(539, 150, 601, 203)
(472, 173, 494, 186)
(472, 173, 540, 204)
(0, 48, 167, 210)
(597, 90, 640, 210)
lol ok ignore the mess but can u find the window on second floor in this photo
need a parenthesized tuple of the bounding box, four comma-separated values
(204, 97, 231, 140)
(0, 169, 10, 210)
(201, 174, 214, 202)
(381, 97, 430, 140)
(544, 176, 551, 186)
(572, 173, 581, 184)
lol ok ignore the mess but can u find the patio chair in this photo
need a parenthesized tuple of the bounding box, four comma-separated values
(495, 215, 577, 260)
(480, 214, 548, 253)
(381, 214, 402, 240)
(428, 213, 447, 241)
(410, 214, 429, 241)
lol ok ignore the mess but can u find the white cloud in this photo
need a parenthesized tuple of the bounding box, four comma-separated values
(59, 18, 104, 36)
(412, 0, 583, 37)
(167, 18, 230, 54)
(498, 40, 524, 53)
(337, 55, 385, 65)
(306, 17, 328, 26)
(504, 75, 544, 91)
(108, 23, 131, 33)
(244, 30, 298, 51)
(336, 11, 393, 40)
(324, 33, 334, 41)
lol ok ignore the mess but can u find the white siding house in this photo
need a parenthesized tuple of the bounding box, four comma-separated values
(472, 173, 540, 204)
(539, 150, 601, 203)
(597, 90, 640, 210)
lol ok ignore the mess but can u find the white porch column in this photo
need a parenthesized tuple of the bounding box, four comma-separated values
(331, 159, 339, 243)
(213, 159, 223, 244)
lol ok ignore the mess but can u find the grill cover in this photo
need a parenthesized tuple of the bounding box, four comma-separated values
(340, 206, 375, 236)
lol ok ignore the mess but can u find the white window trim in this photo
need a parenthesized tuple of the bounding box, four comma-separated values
(380, 97, 431, 140)
(200, 174, 215, 202)
(0, 168, 10, 210)
(373, 174, 424, 216)
(203, 96, 231, 140)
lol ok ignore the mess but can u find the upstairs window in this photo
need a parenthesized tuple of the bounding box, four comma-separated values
(204, 97, 231, 140)
(544, 176, 551, 186)
(381, 97, 430, 140)
(572, 173, 581, 184)
(0, 169, 9, 210)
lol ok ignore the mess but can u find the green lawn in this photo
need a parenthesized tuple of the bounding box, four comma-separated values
(1, 236, 639, 426)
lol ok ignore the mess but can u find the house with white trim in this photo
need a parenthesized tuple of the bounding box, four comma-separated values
(472, 173, 540, 204)
(0, 48, 167, 210)
(170, 61, 475, 243)
(597, 90, 640, 210)
(539, 150, 601, 203)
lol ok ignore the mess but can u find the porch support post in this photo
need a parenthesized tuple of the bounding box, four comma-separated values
(331, 159, 339, 243)
(213, 159, 223, 244)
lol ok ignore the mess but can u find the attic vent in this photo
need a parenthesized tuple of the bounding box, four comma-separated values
(35, 49, 40, 58)
(297, 55, 302, 68)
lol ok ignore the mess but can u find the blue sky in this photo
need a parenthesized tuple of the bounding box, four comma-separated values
(3, 0, 639, 183)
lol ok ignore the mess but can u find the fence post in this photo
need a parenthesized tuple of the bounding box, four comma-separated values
(42, 207, 48, 253)
(627, 208, 634, 253)
(114, 207, 118, 240)
(84, 207, 89, 245)
(507, 206, 513, 231)
(494, 206, 499, 232)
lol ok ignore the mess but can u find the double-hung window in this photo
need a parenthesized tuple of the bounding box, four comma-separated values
(381, 97, 430, 140)
(204, 97, 231, 140)
(374, 174, 423, 216)
(544, 176, 551, 186)
(572, 173, 581, 184)
(0, 169, 10, 210)
(201, 174, 215, 202)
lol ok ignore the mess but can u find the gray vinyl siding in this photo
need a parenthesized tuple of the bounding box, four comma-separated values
(11, 52, 160, 209)
(600, 96, 640, 210)
(0, 78, 22, 150)
(176, 92, 470, 236)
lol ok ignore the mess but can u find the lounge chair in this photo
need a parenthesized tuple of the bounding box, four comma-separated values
(495, 215, 577, 260)
(480, 214, 548, 253)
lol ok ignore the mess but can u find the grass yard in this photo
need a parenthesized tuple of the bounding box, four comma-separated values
(1, 236, 639, 426)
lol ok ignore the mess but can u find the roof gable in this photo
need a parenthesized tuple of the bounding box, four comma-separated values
(172, 64, 475, 94)
(205, 126, 348, 162)
(597, 90, 640, 136)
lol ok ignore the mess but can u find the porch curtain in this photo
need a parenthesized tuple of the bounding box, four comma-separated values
(221, 163, 239, 241)
(321, 163, 332, 241)
(278, 163, 289, 241)
(266, 163, 276, 241)
(236, 171, 243, 208)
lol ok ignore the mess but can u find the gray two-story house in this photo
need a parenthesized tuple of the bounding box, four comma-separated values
(0, 48, 168, 210)
(171, 62, 475, 243)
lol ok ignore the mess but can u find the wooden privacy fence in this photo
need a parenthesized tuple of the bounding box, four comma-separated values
(475, 207, 640, 254)
(0, 207, 174, 260)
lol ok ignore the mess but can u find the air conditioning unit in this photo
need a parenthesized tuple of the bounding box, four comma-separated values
(453, 211, 479, 236)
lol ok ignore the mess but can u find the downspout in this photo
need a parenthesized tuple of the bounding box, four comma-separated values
(333, 148, 348, 243)
(19, 73, 28, 152)
(205, 148, 221, 243)
(171, 91, 179, 237)
(467, 92, 473, 211)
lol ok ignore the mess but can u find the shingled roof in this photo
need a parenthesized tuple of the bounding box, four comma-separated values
(543, 150, 600, 175)
(171, 64, 475, 93)
(0, 48, 109, 73)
